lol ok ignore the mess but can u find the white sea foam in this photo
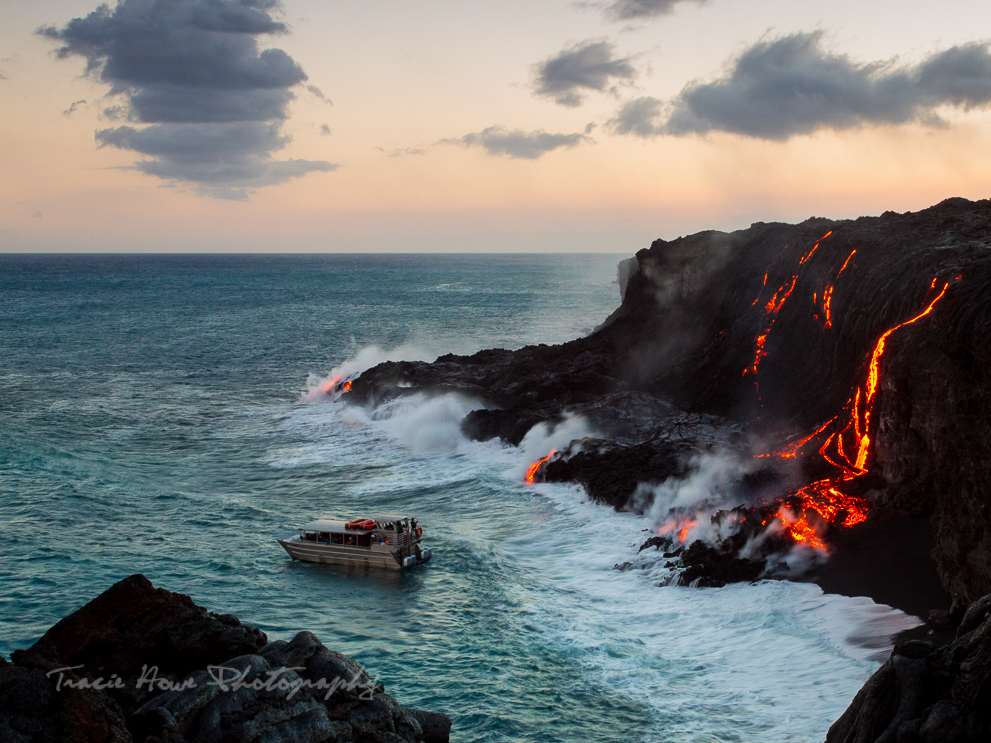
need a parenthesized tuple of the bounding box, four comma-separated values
(272, 379, 921, 742)
(303, 343, 434, 401)
(513, 413, 597, 479)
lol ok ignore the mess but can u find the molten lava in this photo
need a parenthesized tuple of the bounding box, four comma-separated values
(759, 275, 956, 550)
(670, 239, 957, 555)
(321, 375, 343, 395)
(657, 518, 698, 543)
(525, 450, 557, 484)
(321, 375, 354, 397)
(744, 232, 833, 393)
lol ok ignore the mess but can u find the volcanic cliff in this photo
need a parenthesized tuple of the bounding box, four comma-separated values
(346, 197, 991, 611)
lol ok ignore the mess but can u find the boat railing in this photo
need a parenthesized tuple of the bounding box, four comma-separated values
(383, 532, 410, 548)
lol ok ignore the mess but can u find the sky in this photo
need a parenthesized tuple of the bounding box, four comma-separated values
(2, 0, 991, 252)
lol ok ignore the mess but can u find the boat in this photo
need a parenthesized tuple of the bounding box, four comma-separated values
(278, 516, 432, 570)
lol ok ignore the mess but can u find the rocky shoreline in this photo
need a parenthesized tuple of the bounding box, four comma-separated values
(828, 594, 991, 743)
(338, 197, 991, 741)
(345, 197, 991, 610)
(0, 575, 451, 743)
(9, 198, 991, 743)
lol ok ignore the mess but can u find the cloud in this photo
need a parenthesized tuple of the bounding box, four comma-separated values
(444, 126, 590, 159)
(306, 84, 333, 105)
(533, 40, 636, 107)
(96, 121, 337, 199)
(609, 96, 666, 136)
(63, 100, 87, 116)
(604, 0, 707, 21)
(376, 146, 426, 157)
(40, 0, 334, 198)
(610, 32, 991, 141)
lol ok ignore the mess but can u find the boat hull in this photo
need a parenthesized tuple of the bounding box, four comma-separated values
(279, 539, 405, 570)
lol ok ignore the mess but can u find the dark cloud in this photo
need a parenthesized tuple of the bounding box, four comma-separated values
(445, 126, 589, 159)
(40, 0, 333, 197)
(306, 85, 332, 105)
(96, 121, 337, 199)
(610, 32, 991, 141)
(63, 100, 87, 116)
(605, 0, 706, 21)
(534, 40, 636, 107)
(609, 96, 666, 136)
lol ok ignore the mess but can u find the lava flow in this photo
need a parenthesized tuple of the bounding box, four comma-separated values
(320, 375, 353, 396)
(657, 518, 698, 543)
(759, 275, 956, 550)
(657, 237, 956, 557)
(525, 449, 557, 484)
(744, 232, 833, 397)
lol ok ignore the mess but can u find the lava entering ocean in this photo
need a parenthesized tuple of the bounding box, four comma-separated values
(739, 232, 958, 553)
(522, 237, 958, 563)
(525, 449, 557, 484)
(321, 375, 354, 397)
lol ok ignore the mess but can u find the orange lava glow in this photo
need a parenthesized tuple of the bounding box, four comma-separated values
(757, 273, 956, 551)
(837, 250, 856, 278)
(657, 517, 698, 542)
(745, 233, 832, 393)
(344, 380, 353, 391)
(822, 285, 835, 329)
(525, 449, 557, 484)
(322, 375, 343, 395)
(775, 511, 825, 550)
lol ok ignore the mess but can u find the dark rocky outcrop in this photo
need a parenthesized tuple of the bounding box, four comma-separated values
(1, 575, 450, 743)
(827, 593, 991, 743)
(345, 197, 991, 610)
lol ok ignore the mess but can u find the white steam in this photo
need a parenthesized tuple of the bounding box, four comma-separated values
(514, 414, 597, 481)
(304, 343, 439, 401)
(645, 451, 746, 525)
(338, 392, 485, 454)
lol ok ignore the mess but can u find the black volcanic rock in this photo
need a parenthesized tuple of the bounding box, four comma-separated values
(13, 575, 267, 683)
(346, 197, 991, 609)
(827, 593, 991, 743)
(2, 576, 451, 743)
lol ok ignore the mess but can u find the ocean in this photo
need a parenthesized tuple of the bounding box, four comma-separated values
(0, 253, 917, 742)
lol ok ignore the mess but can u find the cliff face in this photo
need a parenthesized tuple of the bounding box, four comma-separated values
(827, 593, 991, 743)
(621, 198, 991, 607)
(350, 197, 991, 607)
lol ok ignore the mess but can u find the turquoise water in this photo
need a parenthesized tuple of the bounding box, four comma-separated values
(0, 254, 914, 742)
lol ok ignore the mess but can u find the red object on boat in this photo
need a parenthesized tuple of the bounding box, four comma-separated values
(345, 518, 376, 531)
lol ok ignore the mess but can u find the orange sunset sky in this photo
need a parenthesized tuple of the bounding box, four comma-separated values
(2, 0, 991, 252)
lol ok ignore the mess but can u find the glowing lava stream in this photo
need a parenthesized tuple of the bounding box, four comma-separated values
(524, 248, 956, 556)
(652, 517, 700, 543)
(321, 376, 353, 396)
(763, 277, 956, 549)
(525, 449, 557, 484)
(744, 232, 833, 396)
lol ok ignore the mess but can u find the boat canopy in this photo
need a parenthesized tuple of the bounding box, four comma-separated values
(299, 517, 404, 534)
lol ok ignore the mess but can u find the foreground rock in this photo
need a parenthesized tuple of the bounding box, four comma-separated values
(1, 575, 451, 743)
(828, 593, 991, 743)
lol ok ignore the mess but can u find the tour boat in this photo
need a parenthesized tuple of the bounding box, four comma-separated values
(278, 516, 432, 570)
